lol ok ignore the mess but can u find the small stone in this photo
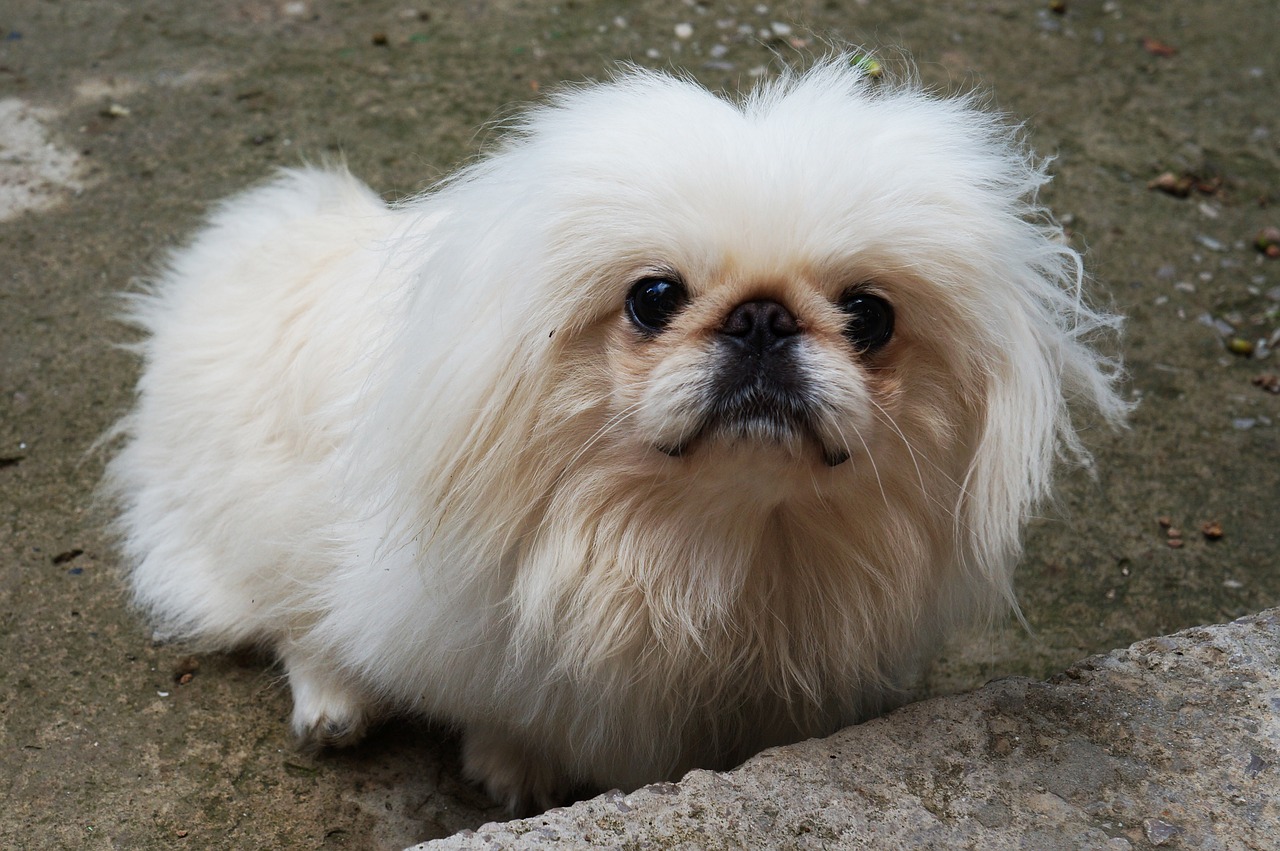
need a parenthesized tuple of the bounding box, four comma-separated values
(1200, 521, 1223, 540)
(1195, 234, 1225, 251)
(1143, 817, 1181, 845)
(674, 22, 694, 39)
(1198, 313, 1235, 336)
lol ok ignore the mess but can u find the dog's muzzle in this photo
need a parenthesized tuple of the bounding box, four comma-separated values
(657, 299, 851, 467)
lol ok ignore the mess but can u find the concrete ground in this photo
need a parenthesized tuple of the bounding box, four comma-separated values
(420, 610, 1280, 850)
(1, 1, 1276, 848)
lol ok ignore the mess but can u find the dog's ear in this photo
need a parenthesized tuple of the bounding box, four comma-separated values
(958, 318, 1064, 612)
(957, 245, 1128, 613)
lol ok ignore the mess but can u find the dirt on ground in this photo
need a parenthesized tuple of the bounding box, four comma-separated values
(1, 1, 1276, 848)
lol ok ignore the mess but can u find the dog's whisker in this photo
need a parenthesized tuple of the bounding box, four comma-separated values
(866, 399, 930, 497)
(559, 400, 645, 474)
(831, 418, 890, 515)
(866, 403, 986, 540)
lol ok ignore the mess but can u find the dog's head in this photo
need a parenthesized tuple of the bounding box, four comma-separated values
(368, 58, 1126, 662)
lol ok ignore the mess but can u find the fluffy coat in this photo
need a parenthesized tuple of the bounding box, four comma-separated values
(105, 58, 1126, 811)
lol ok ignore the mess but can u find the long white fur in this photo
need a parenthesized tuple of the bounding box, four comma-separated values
(105, 57, 1127, 811)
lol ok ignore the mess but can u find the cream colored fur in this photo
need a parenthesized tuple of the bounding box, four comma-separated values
(105, 58, 1126, 812)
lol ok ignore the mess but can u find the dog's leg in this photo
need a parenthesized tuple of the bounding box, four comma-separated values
(461, 724, 569, 816)
(283, 649, 371, 749)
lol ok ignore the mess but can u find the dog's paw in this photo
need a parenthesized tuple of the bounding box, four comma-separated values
(462, 726, 569, 816)
(285, 655, 371, 749)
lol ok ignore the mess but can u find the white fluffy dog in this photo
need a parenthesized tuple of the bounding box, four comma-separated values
(106, 57, 1126, 812)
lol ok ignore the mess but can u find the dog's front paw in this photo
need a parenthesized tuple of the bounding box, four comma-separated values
(285, 654, 371, 749)
(462, 726, 569, 816)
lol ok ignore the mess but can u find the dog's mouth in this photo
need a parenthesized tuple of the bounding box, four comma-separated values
(654, 386, 851, 468)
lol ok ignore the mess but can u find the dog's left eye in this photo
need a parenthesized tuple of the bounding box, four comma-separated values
(626, 277, 688, 334)
(839, 290, 895, 352)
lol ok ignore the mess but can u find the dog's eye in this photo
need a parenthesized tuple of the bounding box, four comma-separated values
(626, 277, 688, 334)
(838, 291, 894, 352)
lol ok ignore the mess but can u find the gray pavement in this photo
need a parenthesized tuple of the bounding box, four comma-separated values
(420, 610, 1280, 850)
(2, 1, 1277, 848)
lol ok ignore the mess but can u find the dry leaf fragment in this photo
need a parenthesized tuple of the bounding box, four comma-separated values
(1149, 172, 1193, 197)
(1252, 373, 1280, 393)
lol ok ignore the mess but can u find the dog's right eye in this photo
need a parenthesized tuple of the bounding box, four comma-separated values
(626, 277, 688, 334)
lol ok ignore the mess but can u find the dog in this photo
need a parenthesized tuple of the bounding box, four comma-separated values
(105, 56, 1127, 813)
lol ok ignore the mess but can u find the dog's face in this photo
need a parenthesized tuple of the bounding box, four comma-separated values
(555, 180, 995, 511)
(593, 252, 995, 525)
(618, 268, 889, 468)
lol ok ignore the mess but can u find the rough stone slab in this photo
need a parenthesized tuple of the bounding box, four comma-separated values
(415, 610, 1280, 850)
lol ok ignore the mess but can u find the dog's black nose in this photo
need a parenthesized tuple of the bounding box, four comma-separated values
(718, 300, 799, 353)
